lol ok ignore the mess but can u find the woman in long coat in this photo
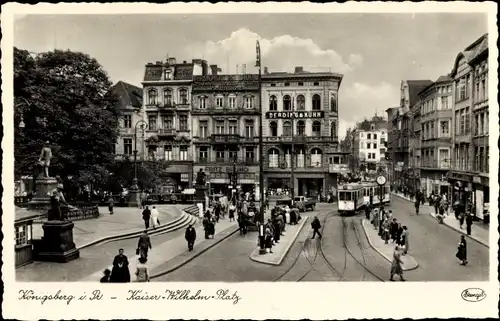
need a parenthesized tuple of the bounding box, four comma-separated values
(264, 227, 274, 253)
(401, 226, 409, 254)
(110, 249, 131, 283)
(456, 235, 468, 265)
(390, 246, 405, 281)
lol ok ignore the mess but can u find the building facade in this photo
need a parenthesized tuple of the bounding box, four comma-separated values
(352, 126, 388, 170)
(261, 67, 343, 198)
(449, 33, 489, 219)
(191, 73, 261, 196)
(418, 76, 453, 197)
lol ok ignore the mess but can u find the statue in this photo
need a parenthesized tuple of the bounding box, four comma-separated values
(196, 168, 206, 186)
(38, 141, 53, 178)
(49, 184, 68, 221)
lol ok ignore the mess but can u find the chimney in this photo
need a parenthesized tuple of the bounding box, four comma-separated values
(201, 60, 209, 75)
(210, 65, 219, 76)
(264, 67, 269, 75)
(294, 66, 303, 73)
(183, 60, 187, 63)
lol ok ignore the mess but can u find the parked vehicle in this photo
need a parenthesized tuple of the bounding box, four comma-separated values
(293, 196, 316, 212)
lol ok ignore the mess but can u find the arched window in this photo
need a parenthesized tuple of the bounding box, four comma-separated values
(164, 88, 173, 106)
(311, 148, 323, 168)
(270, 121, 278, 137)
(283, 95, 292, 111)
(148, 89, 157, 105)
(269, 95, 277, 111)
(312, 94, 321, 110)
(268, 148, 280, 168)
(296, 148, 305, 168)
(297, 120, 305, 136)
(330, 121, 337, 138)
(285, 148, 292, 168)
(312, 121, 321, 137)
(283, 121, 292, 137)
(296, 95, 305, 111)
(179, 88, 188, 104)
(330, 93, 337, 112)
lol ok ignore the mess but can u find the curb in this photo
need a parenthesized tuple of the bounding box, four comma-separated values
(149, 223, 240, 280)
(428, 212, 489, 248)
(249, 217, 309, 266)
(361, 219, 419, 271)
(77, 212, 195, 250)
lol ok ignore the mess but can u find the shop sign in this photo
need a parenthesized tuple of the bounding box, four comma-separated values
(449, 172, 472, 182)
(266, 111, 324, 119)
(205, 166, 250, 173)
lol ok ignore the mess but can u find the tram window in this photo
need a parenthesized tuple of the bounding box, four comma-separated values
(345, 193, 352, 201)
(339, 192, 345, 201)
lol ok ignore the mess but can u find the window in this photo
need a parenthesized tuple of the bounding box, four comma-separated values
(430, 122, 434, 138)
(297, 120, 305, 136)
(164, 88, 173, 106)
(459, 78, 466, 101)
(484, 111, 489, 135)
(245, 147, 255, 162)
(374, 143, 377, 149)
(163, 115, 173, 129)
(123, 138, 132, 155)
(245, 120, 254, 138)
(216, 95, 224, 108)
(330, 121, 337, 138)
(482, 78, 487, 100)
(199, 121, 208, 138)
(179, 115, 188, 131)
(179, 146, 188, 161)
(270, 83, 276, 87)
(284, 82, 290, 87)
(15, 225, 28, 246)
(216, 121, 224, 134)
(464, 107, 470, 134)
(270, 121, 278, 137)
(283, 95, 292, 111)
(283, 121, 292, 137)
(148, 115, 157, 131)
(314, 82, 319, 86)
(479, 113, 485, 135)
(215, 148, 225, 161)
(311, 148, 322, 167)
(441, 96, 448, 110)
(269, 95, 277, 111)
(296, 95, 305, 111)
(367, 143, 371, 149)
(374, 134, 377, 140)
(466, 74, 471, 98)
(475, 82, 480, 103)
(229, 95, 236, 109)
(244, 96, 254, 109)
(164, 145, 172, 161)
(228, 150, 238, 161)
(179, 88, 188, 104)
(285, 149, 292, 168)
(148, 89, 157, 105)
(367, 133, 371, 139)
(440, 120, 449, 136)
(199, 96, 207, 109)
(298, 82, 304, 86)
(199, 147, 208, 162)
(296, 149, 305, 168)
(123, 115, 132, 128)
(312, 94, 321, 111)
(268, 148, 279, 168)
(228, 121, 237, 135)
(312, 121, 321, 137)
(330, 93, 337, 112)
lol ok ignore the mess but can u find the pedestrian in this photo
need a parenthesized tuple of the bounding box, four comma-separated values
(465, 212, 473, 236)
(108, 196, 114, 215)
(135, 256, 149, 282)
(151, 206, 160, 229)
(382, 219, 390, 244)
(414, 196, 420, 215)
(185, 224, 196, 251)
(265, 226, 274, 253)
(311, 216, 322, 239)
(110, 249, 131, 283)
(272, 218, 281, 243)
(378, 208, 384, 236)
(137, 230, 152, 260)
(456, 235, 468, 265)
(390, 245, 406, 281)
(142, 206, 151, 229)
(401, 226, 409, 255)
(100, 268, 111, 283)
(228, 202, 236, 222)
(458, 212, 465, 229)
(390, 218, 398, 243)
(214, 201, 221, 223)
(396, 223, 403, 246)
(203, 216, 211, 239)
(365, 203, 371, 220)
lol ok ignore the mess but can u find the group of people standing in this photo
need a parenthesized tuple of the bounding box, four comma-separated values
(370, 206, 410, 254)
(100, 246, 151, 283)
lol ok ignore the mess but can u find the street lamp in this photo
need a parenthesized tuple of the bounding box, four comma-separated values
(256, 40, 266, 255)
(131, 119, 148, 190)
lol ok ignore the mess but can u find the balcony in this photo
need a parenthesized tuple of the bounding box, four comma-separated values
(191, 106, 260, 115)
(157, 128, 177, 137)
(119, 128, 134, 135)
(159, 102, 176, 111)
(211, 134, 241, 144)
(420, 160, 451, 170)
(196, 157, 259, 166)
(263, 135, 338, 144)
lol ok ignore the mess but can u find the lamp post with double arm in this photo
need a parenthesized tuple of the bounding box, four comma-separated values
(131, 120, 148, 191)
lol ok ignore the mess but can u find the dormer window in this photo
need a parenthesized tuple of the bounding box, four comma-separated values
(164, 69, 172, 80)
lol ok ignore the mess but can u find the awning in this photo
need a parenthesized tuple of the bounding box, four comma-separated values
(182, 188, 196, 195)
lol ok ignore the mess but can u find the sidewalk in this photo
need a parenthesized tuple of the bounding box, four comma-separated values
(392, 192, 489, 247)
(361, 219, 418, 271)
(249, 217, 309, 266)
(82, 216, 238, 282)
(31, 205, 184, 248)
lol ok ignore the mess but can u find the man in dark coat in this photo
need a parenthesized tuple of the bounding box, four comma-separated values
(142, 206, 151, 229)
(465, 213, 473, 235)
(137, 230, 152, 259)
(456, 235, 468, 265)
(311, 216, 322, 239)
(110, 249, 131, 283)
(185, 224, 196, 251)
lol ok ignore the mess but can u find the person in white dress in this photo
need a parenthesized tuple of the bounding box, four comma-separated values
(150, 206, 160, 229)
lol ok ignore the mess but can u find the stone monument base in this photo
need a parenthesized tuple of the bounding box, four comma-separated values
(194, 185, 208, 212)
(28, 177, 58, 211)
(33, 220, 80, 263)
(128, 189, 140, 207)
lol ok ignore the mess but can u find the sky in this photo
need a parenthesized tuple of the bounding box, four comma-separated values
(14, 13, 487, 138)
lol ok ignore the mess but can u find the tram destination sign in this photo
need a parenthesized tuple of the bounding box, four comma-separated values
(266, 111, 324, 119)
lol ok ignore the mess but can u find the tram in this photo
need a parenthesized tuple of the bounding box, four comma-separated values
(337, 183, 365, 214)
(360, 181, 391, 206)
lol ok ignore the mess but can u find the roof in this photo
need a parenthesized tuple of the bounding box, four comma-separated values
(406, 80, 433, 107)
(112, 81, 143, 108)
(450, 33, 488, 76)
(435, 75, 452, 83)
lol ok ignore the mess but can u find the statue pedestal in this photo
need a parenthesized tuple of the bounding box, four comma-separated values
(33, 220, 80, 263)
(194, 185, 208, 212)
(128, 189, 140, 207)
(28, 177, 58, 212)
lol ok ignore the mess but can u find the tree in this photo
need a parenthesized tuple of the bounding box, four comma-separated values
(14, 48, 121, 185)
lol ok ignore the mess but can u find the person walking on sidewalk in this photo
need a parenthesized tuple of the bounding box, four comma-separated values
(185, 224, 197, 251)
(465, 212, 473, 236)
(108, 196, 114, 215)
(151, 206, 160, 229)
(135, 257, 150, 282)
(390, 245, 406, 281)
(311, 216, 322, 239)
(390, 218, 398, 243)
(458, 212, 465, 229)
(456, 235, 468, 265)
(137, 230, 152, 260)
(142, 206, 151, 229)
(401, 226, 409, 255)
(414, 195, 420, 215)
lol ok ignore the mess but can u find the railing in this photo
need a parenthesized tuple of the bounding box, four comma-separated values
(263, 135, 338, 143)
(15, 196, 31, 207)
(196, 158, 259, 165)
(34, 204, 100, 223)
(211, 134, 241, 143)
(420, 160, 451, 170)
(191, 106, 260, 114)
(157, 128, 177, 136)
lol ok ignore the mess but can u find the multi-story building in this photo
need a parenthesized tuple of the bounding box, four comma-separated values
(261, 67, 343, 198)
(449, 33, 489, 218)
(418, 76, 453, 197)
(191, 73, 261, 196)
(352, 125, 388, 170)
(140, 58, 210, 191)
